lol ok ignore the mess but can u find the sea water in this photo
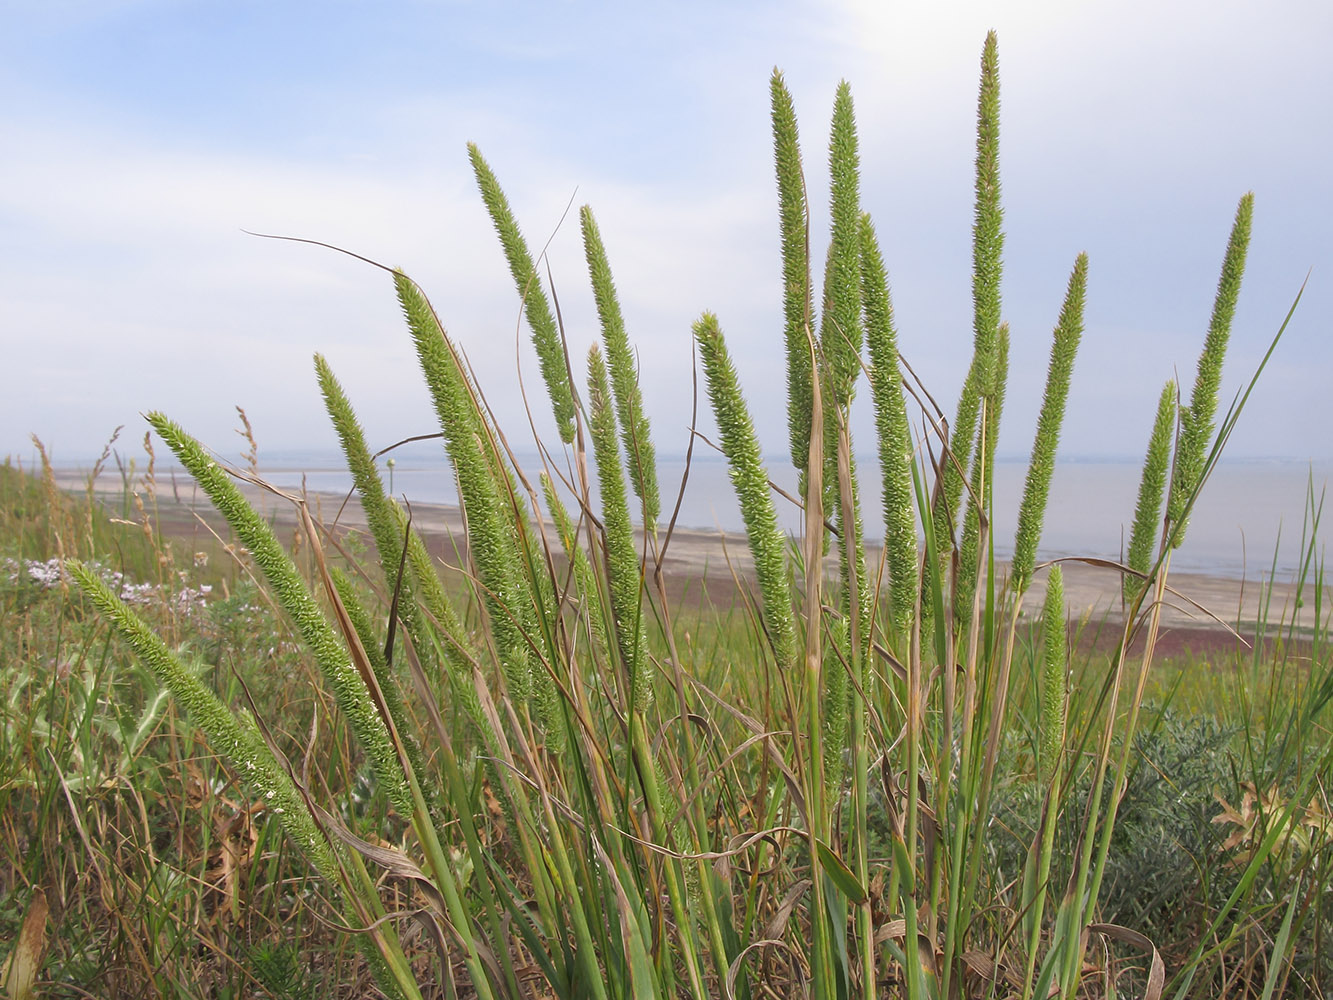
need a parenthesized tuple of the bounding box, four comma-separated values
(245, 446, 1331, 581)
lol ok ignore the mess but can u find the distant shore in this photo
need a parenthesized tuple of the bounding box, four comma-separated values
(53, 468, 1329, 662)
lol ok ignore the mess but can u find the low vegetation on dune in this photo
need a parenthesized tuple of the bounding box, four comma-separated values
(4, 31, 1331, 1000)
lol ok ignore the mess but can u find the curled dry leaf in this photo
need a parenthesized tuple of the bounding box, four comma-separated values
(1088, 922, 1165, 1000)
(0, 888, 48, 1000)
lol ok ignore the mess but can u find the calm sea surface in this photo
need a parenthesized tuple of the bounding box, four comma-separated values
(232, 447, 1331, 581)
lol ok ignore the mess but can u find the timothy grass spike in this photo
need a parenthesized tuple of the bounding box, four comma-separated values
(860, 214, 918, 639)
(586, 344, 652, 711)
(68, 561, 338, 874)
(468, 143, 577, 443)
(1167, 192, 1253, 544)
(394, 270, 535, 705)
(954, 325, 1009, 633)
(1012, 253, 1087, 593)
(971, 30, 1004, 398)
(937, 31, 1005, 563)
(771, 69, 816, 477)
(1125, 380, 1177, 604)
(819, 80, 863, 407)
(1038, 564, 1068, 784)
(145, 412, 413, 815)
(580, 205, 660, 526)
(694, 312, 798, 670)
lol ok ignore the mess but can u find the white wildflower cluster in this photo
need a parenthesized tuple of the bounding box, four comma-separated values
(3, 557, 213, 616)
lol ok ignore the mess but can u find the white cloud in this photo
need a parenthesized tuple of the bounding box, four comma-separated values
(2, 2, 1330, 470)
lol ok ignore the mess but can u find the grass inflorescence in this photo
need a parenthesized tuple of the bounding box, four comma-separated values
(4, 31, 1327, 1000)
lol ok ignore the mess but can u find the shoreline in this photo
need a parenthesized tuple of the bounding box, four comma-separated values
(51, 469, 1330, 657)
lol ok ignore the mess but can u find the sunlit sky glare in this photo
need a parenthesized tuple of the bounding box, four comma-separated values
(3, 1, 1330, 468)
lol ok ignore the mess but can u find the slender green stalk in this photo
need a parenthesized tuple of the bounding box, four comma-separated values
(771, 69, 816, 476)
(1167, 192, 1253, 543)
(580, 205, 660, 527)
(540, 470, 611, 662)
(1012, 254, 1088, 594)
(955, 323, 1009, 635)
(1124, 380, 1177, 604)
(693, 312, 798, 670)
(1021, 566, 1067, 999)
(468, 142, 577, 443)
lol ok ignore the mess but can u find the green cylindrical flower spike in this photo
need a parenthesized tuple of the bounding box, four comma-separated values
(467, 143, 577, 443)
(393, 503, 475, 679)
(580, 206, 660, 526)
(330, 566, 442, 812)
(315, 356, 435, 661)
(394, 271, 534, 704)
(771, 69, 816, 477)
(71, 562, 415, 1000)
(1167, 193, 1254, 544)
(145, 413, 413, 816)
(819, 80, 863, 406)
(68, 561, 339, 871)
(586, 344, 652, 711)
(316, 354, 403, 566)
(818, 82, 864, 556)
(318, 354, 496, 757)
(838, 447, 872, 656)
(1012, 254, 1087, 594)
(938, 30, 1006, 560)
(1038, 564, 1068, 786)
(971, 30, 1004, 399)
(694, 312, 799, 670)
(1125, 380, 1177, 604)
(860, 215, 918, 638)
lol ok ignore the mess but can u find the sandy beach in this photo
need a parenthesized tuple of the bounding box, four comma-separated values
(55, 467, 1329, 660)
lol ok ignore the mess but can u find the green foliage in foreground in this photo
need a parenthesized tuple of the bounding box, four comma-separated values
(18, 29, 1325, 1000)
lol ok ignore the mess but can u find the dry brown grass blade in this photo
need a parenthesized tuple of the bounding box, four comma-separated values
(871, 920, 941, 989)
(871, 639, 908, 683)
(0, 887, 48, 1000)
(872, 918, 906, 945)
(1038, 555, 1247, 645)
(724, 938, 806, 1000)
(687, 673, 808, 823)
(307, 799, 461, 973)
(764, 878, 812, 941)
(959, 949, 1057, 997)
(1088, 922, 1165, 1000)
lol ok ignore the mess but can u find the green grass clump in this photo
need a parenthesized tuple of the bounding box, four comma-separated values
(17, 31, 1322, 1000)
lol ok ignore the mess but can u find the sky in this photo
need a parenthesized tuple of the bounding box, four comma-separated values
(3, 0, 1330, 473)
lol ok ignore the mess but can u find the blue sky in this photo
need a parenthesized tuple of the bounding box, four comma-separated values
(3, 0, 1330, 470)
